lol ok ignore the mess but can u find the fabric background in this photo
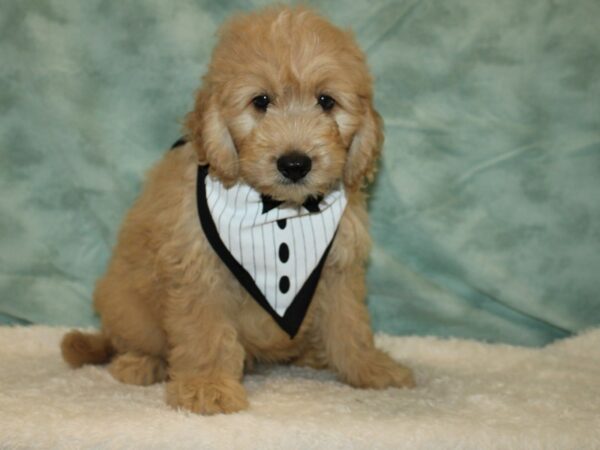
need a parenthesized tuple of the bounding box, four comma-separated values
(1, 0, 599, 345)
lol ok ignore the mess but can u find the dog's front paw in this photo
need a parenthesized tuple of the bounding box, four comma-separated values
(342, 350, 416, 390)
(166, 374, 248, 414)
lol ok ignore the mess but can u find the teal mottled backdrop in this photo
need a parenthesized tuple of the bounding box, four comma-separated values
(1, 0, 599, 345)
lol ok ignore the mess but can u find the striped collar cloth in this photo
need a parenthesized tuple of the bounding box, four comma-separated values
(196, 165, 347, 337)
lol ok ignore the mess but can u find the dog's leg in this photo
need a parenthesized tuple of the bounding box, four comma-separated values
(292, 348, 328, 370)
(164, 296, 248, 414)
(317, 265, 415, 389)
(108, 352, 167, 386)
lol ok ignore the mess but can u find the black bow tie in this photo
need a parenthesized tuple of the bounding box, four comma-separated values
(261, 194, 324, 214)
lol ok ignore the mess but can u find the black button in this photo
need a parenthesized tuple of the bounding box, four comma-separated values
(279, 276, 290, 294)
(278, 243, 289, 263)
(277, 219, 287, 229)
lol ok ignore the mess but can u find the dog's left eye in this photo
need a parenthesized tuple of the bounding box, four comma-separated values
(317, 94, 335, 111)
(252, 95, 270, 111)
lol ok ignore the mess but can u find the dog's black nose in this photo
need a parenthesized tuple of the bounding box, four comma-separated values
(277, 151, 312, 182)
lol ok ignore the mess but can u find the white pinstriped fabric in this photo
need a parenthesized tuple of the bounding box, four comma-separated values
(204, 174, 347, 317)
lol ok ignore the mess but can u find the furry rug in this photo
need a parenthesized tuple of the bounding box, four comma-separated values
(1, 326, 599, 449)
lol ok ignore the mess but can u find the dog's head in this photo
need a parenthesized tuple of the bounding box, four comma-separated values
(185, 6, 383, 204)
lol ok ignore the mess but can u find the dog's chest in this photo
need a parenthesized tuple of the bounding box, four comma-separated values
(234, 289, 316, 358)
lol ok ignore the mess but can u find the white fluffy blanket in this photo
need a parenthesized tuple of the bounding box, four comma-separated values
(1, 326, 599, 449)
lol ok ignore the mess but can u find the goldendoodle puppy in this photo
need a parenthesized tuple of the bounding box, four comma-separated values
(61, 5, 414, 414)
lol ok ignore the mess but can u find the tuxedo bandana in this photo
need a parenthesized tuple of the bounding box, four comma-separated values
(196, 165, 348, 337)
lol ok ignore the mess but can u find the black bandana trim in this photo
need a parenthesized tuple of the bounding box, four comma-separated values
(170, 137, 188, 149)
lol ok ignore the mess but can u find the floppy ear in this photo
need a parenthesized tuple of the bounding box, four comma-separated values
(185, 88, 239, 185)
(343, 100, 384, 190)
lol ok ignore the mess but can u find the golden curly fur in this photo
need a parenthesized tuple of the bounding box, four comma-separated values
(61, 5, 414, 414)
